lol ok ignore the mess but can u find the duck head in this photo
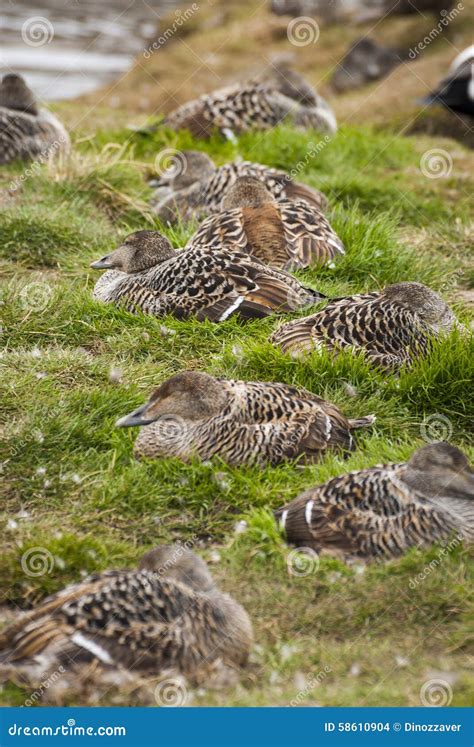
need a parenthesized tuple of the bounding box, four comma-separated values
(222, 176, 274, 210)
(402, 442, 474, 500)
(264, 64, 317, 106)
(90, 231, 176, 273)
(116, 371, 229, 428)
(159, 150, 215, 189)
(383, 282, 457, 333)
(139, 544, 215, 593)
(0, 73, 38, 115)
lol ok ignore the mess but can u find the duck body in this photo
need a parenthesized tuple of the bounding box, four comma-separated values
(275, 442, 474, 559)
(270, 282, 460, 369)
(423, 46, 474, 117)
(0, 74, 69, 165)
(91, 231, 323, 322)
(0, 547, 252, 685)
(188, 197, 344, 271)
(116, 371, 375, 467)
(152, 157, 329, 224)
(331, 38, 401, 92)
(164, 81, 337, 140)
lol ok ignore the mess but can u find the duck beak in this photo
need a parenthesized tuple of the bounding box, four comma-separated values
(90, 254, 115, 269)
(116, 402, 155, 428)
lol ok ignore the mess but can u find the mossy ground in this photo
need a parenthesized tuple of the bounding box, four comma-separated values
(1, 102, 473, 705)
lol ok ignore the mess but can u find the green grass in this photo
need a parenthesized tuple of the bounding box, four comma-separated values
(0, 121, 473, 707)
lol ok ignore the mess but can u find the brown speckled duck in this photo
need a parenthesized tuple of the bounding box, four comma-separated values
(151, 150, 329, 224)
(188, 177, 344, 271)
(275, 442, 474, 559)
(116, 371, 375, 466)
(0, 74, 69, 165)
(90, 230, 323, 322)
(161, 71, 337, 140)
(270, 282, 462, 369)
(0, 545, 253, 684)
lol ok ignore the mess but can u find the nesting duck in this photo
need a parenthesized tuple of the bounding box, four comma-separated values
(331, 38, 401, 92)
(0, 545, 253, 687)
(275, 442, 474, 559)
(160, 70, 337, 140)
(0, 74, 69, 165)
(422, 45, 474, 117)
(151, 150, 328, 224)
(270, 282, 461, 369)
(188, 176, 344, 271)
(116, 371, 375, 466)
(90, 231, 323, 322)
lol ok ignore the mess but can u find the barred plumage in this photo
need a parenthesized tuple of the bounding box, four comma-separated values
(275, 442, 474, 559)
(0, 74, 69, 165)
(90, 230, 323, 322)
(116, 371, 375, 467)
(163, 79, 337, 140)
(0, 546, 252, 684)
(188, 177, 344, 270)
(151, 151, 328, 224)
(270, 282, 461, 369)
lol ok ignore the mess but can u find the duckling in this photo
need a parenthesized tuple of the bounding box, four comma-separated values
(151, 150, 328, 224)
(0, 74, 70, 165)
(116, 371, 375, 466)
(422, 45, 474, 117)
(187, 176, 344, 271)
(90, 230, 323, 322)
(0, 545, 253, 686)
(161, 77, 337, 141)
(270, 282, 461, 369)
(275, 442, 474, 559)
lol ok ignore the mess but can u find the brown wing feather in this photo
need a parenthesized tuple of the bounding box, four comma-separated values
(0, 578, 106, 651)
(279, 201, 345, 270)
(284, 181, 329, 212)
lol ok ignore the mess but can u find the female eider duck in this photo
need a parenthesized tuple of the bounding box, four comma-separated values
(90, 230, 323, 322)
(151, 150, 328, 224)
(0, 74, 69, 165)
(116, 371, 375, 466)
(160, 72, 337, 141)
(275, 442, 474, 559)
(188, 176, 344, 271)
(270, 282, 461, 369)
(0, 545, 253, 685)
(422, 45, 474, 117)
